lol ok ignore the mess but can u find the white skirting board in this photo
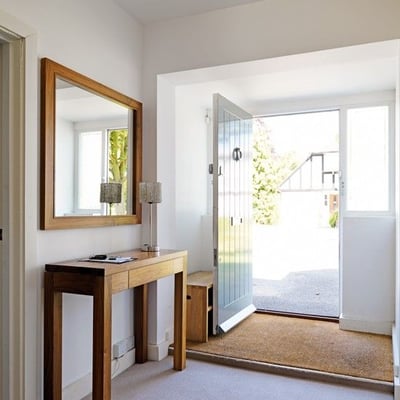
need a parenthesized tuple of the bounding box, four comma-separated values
(395, 376, 400, 400)
(339, 314, 392, 335)
(148, 337, 173, 361)
(62, 348, 135, 400)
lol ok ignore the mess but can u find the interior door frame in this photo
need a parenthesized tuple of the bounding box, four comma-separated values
(0, 31, 25, 400)
(0, 11, 36, 399)
(253, 94, 394, 321)
(253, 108, 341, 319)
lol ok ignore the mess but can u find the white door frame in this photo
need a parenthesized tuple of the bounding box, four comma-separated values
(0, 10, 36, 400)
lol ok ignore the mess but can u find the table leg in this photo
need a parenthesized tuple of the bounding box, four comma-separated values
(92, 276, 112, 400)
(174, 270, 187, 370)
(44, 272, 63, 400)
(134, 284, 148, 363)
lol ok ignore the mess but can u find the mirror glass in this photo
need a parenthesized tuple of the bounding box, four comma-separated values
(40, 58, 142, 230)
(55, 78, 132, 217)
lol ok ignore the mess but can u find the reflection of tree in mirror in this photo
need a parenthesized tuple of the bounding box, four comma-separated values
(252, 119, 297, 225)
(108, 129, 128, 214)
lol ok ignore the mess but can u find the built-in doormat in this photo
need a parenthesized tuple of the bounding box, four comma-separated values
(186, 313, 393, 383)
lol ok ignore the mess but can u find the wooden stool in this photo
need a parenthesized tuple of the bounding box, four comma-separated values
(186, 271, 213, 342)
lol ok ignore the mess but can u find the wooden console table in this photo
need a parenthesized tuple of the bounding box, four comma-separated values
(43, 249, 187, 400)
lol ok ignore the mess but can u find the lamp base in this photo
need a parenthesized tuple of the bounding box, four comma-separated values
(141, 244, 160, 252)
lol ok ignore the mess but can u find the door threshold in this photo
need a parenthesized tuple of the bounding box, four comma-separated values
(256, 309, 339, 323)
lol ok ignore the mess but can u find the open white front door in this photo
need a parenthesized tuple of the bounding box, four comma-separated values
(213, 93, 255, 334)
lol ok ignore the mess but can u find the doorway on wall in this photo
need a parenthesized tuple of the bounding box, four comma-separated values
(0, 28, 26, 400)
(252, 110, 340, 318)
(0, 45, 3, 397)
(164, 39, 397, 335)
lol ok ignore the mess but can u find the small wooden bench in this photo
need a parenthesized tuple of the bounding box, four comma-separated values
(186, 271, 214, 342)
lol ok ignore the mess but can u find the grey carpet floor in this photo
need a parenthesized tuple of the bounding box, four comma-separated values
(83, 357, 392, 400)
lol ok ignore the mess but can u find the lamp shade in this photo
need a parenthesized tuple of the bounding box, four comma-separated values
(139, 182, 162, 204)
(100, 182, 122, 204)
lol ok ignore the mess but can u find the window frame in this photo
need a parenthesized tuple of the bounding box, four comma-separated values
(73, 118, 130, 216)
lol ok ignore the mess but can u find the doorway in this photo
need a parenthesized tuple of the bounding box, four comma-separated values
(251, 110, 340, 318)
(161, 39, 398, 341)
(211, 96, 341, 327)
(0, 28, 26, 400)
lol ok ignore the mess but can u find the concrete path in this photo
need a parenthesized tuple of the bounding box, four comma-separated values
(252, 224, 339, 317)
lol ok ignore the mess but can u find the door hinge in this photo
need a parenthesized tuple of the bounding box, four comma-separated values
(213, 248, 218, 266)
(0, 229, 2, 241)
(209, 164, 223, 176)
(230, 216, 243, 226)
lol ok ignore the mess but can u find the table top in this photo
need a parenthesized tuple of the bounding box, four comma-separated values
(45, 249, 187, 276)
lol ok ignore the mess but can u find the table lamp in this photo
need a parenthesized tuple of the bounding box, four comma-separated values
(139, 181, 162, 252)
(100, 182, 122, 215)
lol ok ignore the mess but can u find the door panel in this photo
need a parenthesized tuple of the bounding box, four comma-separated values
(213, 94, 255, 333)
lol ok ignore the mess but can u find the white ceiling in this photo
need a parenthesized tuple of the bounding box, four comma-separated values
(114, 0, 262, 23)
(56, 85, 128, 122)
(164, 40, 399, 115)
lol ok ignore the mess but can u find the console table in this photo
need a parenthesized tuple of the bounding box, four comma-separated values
(43, 249, 187, 400)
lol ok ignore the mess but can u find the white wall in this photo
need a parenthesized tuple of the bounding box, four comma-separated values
(341, 217, 396, 334)
(144, 0, 400, 178)
(55, 117, 74, 215)
(0, 1, 143, 397)
(175, 86, 209, 273)
(395, 40, 400, 399)
(143, 0, 400, 78)
(144, 0, 400, 363)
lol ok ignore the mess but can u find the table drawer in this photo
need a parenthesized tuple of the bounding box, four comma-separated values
(128, 257, 184, 288)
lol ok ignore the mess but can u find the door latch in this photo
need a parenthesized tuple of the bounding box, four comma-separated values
(0, 229, 2, 241)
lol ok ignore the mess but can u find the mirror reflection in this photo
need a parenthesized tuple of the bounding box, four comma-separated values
(55, 79, 132, 217)
(40, 57, 142, 230)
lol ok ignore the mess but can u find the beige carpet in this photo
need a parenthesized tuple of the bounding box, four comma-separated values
(84, 357, 393, 400)
(186, 313, 393, 382)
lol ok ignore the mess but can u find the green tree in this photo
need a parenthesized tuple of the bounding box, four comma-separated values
(108, 129, 128, 213)
(252, 119, 297, 224)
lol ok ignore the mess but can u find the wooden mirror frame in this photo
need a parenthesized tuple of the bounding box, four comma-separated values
(40, 58, 142, 229)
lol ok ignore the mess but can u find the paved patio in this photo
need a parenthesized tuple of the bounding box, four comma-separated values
(252, 224, 339, 317)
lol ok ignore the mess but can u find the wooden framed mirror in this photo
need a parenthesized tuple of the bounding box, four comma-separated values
(40, 58, 142, 229)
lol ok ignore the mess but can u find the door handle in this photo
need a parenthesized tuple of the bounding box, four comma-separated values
(232, 147, 242, 161)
